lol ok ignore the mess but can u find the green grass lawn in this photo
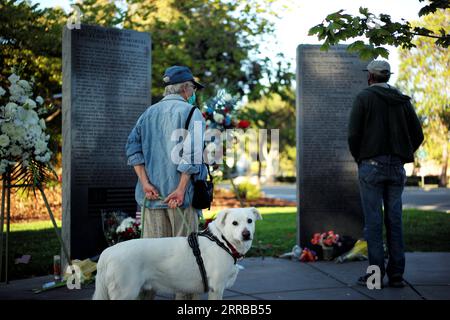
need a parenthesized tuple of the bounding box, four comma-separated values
(401, 209, 450, 252)
(3, 207, 450, 280)
(204, 207, 450, 256)
(2, 220, 62, 282)
(204, 207, 299, 257)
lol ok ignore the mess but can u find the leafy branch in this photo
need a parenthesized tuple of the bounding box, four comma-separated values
(308, 1, 449, 60)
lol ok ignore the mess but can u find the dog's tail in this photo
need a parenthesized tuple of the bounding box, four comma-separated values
(92, 256, 109, 300)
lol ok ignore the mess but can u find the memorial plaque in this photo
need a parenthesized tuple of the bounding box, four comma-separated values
(296, 45, 366, 247)
(62, 24, 151, 260)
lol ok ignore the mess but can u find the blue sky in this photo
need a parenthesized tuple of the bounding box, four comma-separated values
(33, 0, 425, 84)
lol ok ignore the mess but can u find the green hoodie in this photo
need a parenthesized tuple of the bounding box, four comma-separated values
(348, 85, 424, 163)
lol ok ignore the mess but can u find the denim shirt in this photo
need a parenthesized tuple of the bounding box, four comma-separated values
(125, 94, 207, 211)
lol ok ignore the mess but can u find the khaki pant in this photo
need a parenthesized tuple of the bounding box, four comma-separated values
(140, 206, 199, 300)
(142, 206, 198, 238)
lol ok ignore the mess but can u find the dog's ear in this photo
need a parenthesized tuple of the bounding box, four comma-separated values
(215, 209, 231, 226)
(251, 207, 262, 220)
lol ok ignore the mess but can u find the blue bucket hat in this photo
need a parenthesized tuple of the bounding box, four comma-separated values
(163, 65, 205, 90)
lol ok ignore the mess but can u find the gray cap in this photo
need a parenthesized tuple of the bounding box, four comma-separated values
(364, 60, 393, 75)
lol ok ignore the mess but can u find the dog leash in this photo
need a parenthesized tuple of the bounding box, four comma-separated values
(141, 195, 192, 238)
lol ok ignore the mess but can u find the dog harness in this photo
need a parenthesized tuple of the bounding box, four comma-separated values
(199, 229, 244, 263)
(187, 229, 245, 293)
(187, 232, 209, 292)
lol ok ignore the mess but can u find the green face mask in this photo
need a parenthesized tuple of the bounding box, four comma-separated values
(187, 92, 196, 105)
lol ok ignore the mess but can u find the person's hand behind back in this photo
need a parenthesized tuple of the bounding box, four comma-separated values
(164, 188, 185, 209)
(143, 181, 159, 200)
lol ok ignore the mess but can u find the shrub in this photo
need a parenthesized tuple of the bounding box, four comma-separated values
(234, 181, 261, 200)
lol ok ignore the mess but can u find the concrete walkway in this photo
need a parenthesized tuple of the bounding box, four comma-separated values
(0, 252, 449, 300)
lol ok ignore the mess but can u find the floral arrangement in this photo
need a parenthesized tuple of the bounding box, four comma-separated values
(102, 210, 140, 246)
(116, 217, 141, 242)
(311, 230, 340, 248)
(202, 89, 250, 131)
(201, 89, 251, 180)
(0, 72, 54, 183)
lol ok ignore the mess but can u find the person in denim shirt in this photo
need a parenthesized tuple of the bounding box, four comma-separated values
(125, 66, 206, 242)
(348, 60, 423, 289)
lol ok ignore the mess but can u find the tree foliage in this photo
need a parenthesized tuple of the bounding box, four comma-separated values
(121, 0, 293, 101)
(238, 88, 296, 177)
(0, 0, 65, 96)
(0, 0, 294, 166)
(0, 0, 292, 102)
(0, 0, 67, 162)
(308, 0, 450, 60)
(396, 9, 449, 186)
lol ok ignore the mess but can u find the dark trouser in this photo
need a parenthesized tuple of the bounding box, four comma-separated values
(358, 155, 406, 279)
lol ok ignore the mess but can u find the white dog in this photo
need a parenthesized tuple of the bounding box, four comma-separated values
(93, 207, 261, 300)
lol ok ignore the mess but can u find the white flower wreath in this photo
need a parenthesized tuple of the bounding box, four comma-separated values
(0, 71, 55, 184)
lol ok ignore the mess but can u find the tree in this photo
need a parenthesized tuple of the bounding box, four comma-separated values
(39, 0, 293, 101)
(122, 0, 293, 101)
(396, 9, 450, 187)
(73, 0, 123, 27)
(308, 0, 449, 60)
(0, 0, 65, 96)
(1, 0, 293, 101)
(1, 0, 294, 167)
(238, 88, 296, 181)
(0, 0, 67, 165)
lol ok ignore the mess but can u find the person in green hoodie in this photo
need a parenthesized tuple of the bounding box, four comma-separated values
(348, 60, 424, 289)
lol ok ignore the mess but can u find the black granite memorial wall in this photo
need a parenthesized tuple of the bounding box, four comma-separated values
(296, 45, 366, 247)
(62, 24, 151, 260)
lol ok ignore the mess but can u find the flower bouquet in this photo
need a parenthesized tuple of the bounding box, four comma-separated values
(101, 210, 129, 246)
(116, 217, 141, 242)
(202, 89, 250, 179)
(0, 72, 55, 186)
(311, 230, 340, 261)
(202, 89, 244, 131)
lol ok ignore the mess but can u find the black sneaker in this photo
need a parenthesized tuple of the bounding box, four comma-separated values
(357, 274, 384, 288)
(357, 274, 371, 286)
(388, 276, 406, 288)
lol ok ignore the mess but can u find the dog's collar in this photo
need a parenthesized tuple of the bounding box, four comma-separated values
(221, 235, 244, 261)
(198, 229, 244, 264)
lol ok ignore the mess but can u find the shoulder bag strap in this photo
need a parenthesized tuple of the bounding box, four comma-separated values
(185, 106, 197, 130)
(184, 107, 212, 182)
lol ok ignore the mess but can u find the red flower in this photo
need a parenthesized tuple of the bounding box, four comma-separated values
(311, 230, 340, 248)
(311, 233, 322, 245)
(237, 120, 250, 129)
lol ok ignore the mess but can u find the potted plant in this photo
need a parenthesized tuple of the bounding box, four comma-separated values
(311, 231, 340, 261)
